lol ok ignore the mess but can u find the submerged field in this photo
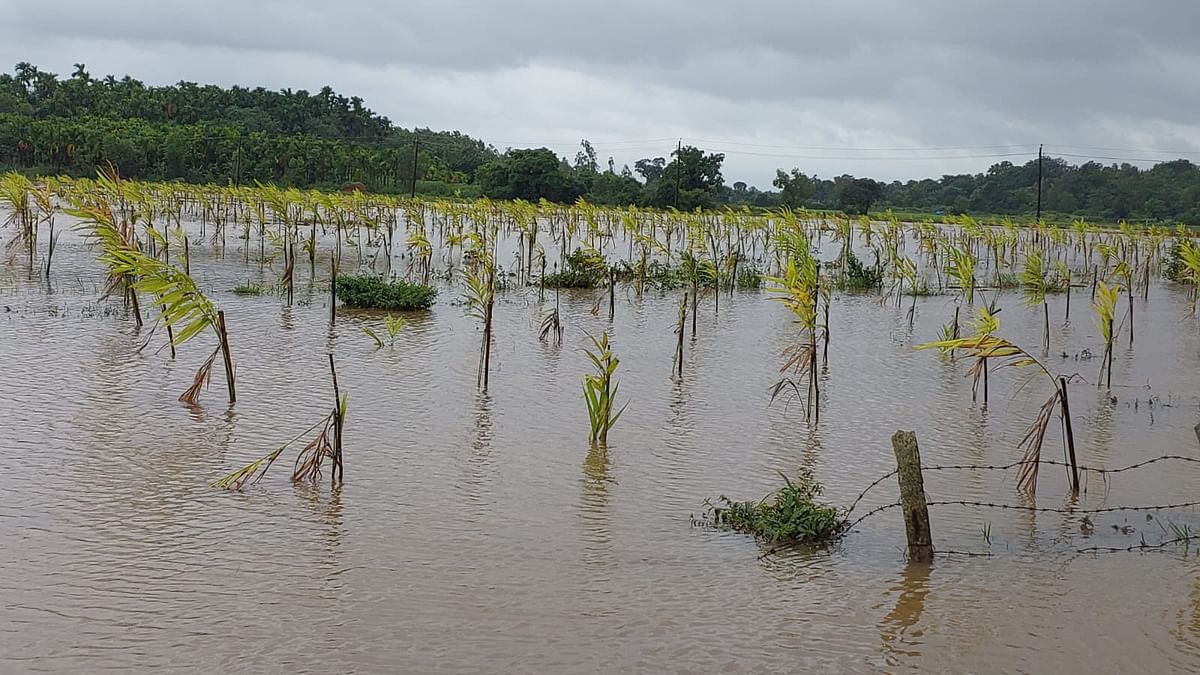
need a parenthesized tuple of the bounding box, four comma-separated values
(2, 176, 1200, 672)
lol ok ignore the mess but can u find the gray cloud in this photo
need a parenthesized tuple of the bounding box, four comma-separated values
(2, 0, 1199, 186)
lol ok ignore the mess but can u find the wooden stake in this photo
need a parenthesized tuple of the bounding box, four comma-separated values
(329, 353, 343, 483)
(128, 282, 143, 328)
(675, 293, 687, 378)
(982, 356, 989, 407)
(217, 310, 236, 404)
(329, 253, 337, 326)
(891, 430, 933, 562)
(690, 277, 698, 338)
(1060, 377, 1079, 495)
(608, 267, 616, 321)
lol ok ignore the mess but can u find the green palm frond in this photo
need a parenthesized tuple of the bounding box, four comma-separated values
(71, 201, 217, 345)
(582, 332, 627, 444)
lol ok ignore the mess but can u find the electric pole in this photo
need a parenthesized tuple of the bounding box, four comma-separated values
(411, 138, 420, 198)
(233, 136, 242, 188)
(1036, 143, 1043, 223)
(674, 139, 681, 209)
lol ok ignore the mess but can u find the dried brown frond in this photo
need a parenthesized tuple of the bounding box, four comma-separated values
(768, 378, 804, 411)
(282, 251, 295, 288)
(292, 411, 337, 483)
(212, 412, 339, 490)
(539, 307, 563, 344)
(178, 347, 220, 405)
(1016, 390, 1062, 495)
(212, 447, 284, 490)
(99, 275, 124, 300)
(779, 341, 815, 378)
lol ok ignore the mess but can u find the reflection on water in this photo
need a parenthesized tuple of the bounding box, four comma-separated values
(880, 561, 930, 664)
(580, 443, 613, 573)
(2, 222, 1200, 671)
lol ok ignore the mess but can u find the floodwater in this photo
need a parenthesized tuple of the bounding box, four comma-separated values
(3, 216, 1200, 673)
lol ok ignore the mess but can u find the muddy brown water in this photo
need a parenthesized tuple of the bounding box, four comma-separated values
(3, 218, 1200, 672)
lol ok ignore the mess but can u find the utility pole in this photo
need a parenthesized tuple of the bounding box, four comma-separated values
(410, 138, 420, 199)
(1036, 143, 1043, 223)
(674, 139, 681, 209)
(233, 136, 242, 188)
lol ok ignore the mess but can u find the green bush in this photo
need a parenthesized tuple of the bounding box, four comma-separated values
(840, 249, 883, 289)
(542, 269, 600, 288)
(614, 259, 687, 289)
(701, 470, 846, 545)
(335, 275, 436, 310)
(735, 265, 764, 289)
(1166, 241, 1187, 282)
(543, 248, 608, 288)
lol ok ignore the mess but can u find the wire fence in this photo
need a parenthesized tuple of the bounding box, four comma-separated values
(846, 455, 1200, 519)
(844, 454, 1200, 554)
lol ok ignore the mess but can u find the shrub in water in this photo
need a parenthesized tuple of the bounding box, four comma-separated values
(1164, 240, 1200, 284)
(700, 470, 844, 542)
(736, 266, 764, 290)
(701, 469, 846, 545)
(335, 275, 436, 310)
(543, 248, 608, 288)
(841, 249, 883, 289)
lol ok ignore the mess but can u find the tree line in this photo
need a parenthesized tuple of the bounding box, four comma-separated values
(2, 63, 1200, 223)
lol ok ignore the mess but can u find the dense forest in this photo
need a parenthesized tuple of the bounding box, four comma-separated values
(2, 63, 1200, 223)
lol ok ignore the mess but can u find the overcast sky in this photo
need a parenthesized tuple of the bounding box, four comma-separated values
(3, 1, 1199, 188)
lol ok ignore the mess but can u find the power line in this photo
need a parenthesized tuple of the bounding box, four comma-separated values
(490, 137, 679, 149)
(1046, 143, 1200, 157)
(685, 148, 1036, 161)
(1051, 151, 1191, 164)
(682, 138, 1041, 152)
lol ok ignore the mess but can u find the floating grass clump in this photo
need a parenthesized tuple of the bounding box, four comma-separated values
(335, 274, 436, 310)
(700, 470, 846, 545)
(232, 282, 263, 296)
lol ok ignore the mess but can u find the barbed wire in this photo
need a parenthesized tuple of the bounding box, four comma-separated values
(847, 498, 1200, 531)
(927, 499, 1200, 515)
(933, 549, 995, 558)
(845, 455, 1200, 518)
(846, 469, 900, 516)
(1077, 535, 1200, 555)
(846, 501, 903, 530)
